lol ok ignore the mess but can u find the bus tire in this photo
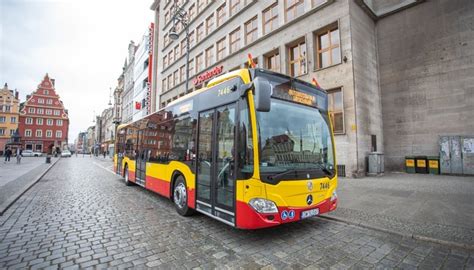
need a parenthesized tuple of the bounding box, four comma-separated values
(124, 165, 133, 186)
(173, 175, 193, 216)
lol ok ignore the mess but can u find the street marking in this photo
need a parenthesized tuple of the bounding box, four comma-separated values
(93, 162, 116, 176)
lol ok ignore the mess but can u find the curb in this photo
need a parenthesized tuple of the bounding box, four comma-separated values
(318, 215, 474, 251)
(0, 158, 61, 216)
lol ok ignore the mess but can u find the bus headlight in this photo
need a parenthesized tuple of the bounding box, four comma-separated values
(249, 198, 278, 214)
(330, 191, 338, 202)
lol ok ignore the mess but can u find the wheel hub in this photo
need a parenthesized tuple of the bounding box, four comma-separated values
(174, 183, 187, 209)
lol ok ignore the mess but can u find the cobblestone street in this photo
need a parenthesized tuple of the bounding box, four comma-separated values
(0, 158, 473, 269)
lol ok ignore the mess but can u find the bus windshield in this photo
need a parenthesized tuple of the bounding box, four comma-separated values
(256, 96, 335, 182)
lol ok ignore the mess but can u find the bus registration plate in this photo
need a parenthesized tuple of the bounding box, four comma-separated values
(301, 208, 319, 219)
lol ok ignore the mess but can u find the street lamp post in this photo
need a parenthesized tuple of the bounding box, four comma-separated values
(169, 2, 190, 97)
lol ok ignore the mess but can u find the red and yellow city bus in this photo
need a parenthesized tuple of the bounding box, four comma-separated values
(114, 68, 337, 229)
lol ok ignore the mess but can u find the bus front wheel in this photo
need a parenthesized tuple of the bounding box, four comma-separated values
(173, 175, 193, 216)
(124, 166, 133, 186)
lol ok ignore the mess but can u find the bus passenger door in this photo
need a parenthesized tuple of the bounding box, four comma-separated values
(196, 104, 236, 226)
(135, 130, 146, 187)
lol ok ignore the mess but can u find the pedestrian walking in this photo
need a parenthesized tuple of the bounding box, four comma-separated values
(103, 151, 106, 158)
(16, 147, 22, 164)
(4, 147, 12, 163)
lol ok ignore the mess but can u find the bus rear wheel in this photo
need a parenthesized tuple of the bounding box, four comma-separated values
(173, 176, 193, 216)
(124, 166, 133, 186)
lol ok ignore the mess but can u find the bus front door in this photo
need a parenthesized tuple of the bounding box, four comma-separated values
(196, 104, 236, 226)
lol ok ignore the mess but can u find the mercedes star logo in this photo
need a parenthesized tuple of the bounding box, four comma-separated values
(306, 195, 313, 205)
(307, 181, 313, 191)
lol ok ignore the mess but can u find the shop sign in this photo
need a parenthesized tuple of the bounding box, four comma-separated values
(193, 66, 223, 86)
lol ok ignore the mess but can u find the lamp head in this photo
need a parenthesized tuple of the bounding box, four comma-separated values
(169, 27, 179, 40)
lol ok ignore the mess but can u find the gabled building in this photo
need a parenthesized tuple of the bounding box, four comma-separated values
(0, 83, 20, 155)
(18, 74, 69, 153)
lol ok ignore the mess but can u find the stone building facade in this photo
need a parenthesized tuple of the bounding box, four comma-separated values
(122, 41, 138, 125)
(0, 83, 20, 155)
(18, 74, 69, 153)
(150, 0, 474, 175)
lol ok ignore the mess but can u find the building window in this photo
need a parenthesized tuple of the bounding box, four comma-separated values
(9, 129, 14, 136)
(217, 37, 226, 61)
(47, 99, 53, 104)
(174, 70, 179, 86)
(162, 79, 167, 92)
(205, 46, 214, 68)
(197, 0, 205, 12)
(263, 3, 279, 35)
(188, 59, 195, 77)
(46, 109, 52, 115)
(245, 17, 258, 45)
(0, 128, 5, 136)
(189, 30, 195, 47)
(315, 24, 341, 69)
(265, 50, 280, 72)
(10, 117, 16, 123)
(164, 11, 170, 24)
(206, 14, 214, 35)
(163, 55, 168, 69)
(180, 65, 186, 82)
(229, 27, 241, 54)
(188, 4, 196, 21)
(180, 39, 186, 57)
(36, 130, 42, 137)
(164, 33, 169, 47)
(56, 119, 63, 126)
(230, 0, 240, 16)
(174, 45, 180, 60)
(197, 23, 204, 43)
(37, 108, 44, 114)
(54, 110, 60, 116)
(168, 74, 173, 89)
(285, 0, 305, 22)
(26, 117, 33, 124)
(196, 53, 204, 73)
(28, 107, 35, 114)
(328, 88, 344, 134)
(0, 116, 5, 123)
(44, 90, 49, 95)
(36, 118, 43, 125)
(46, 130, 52, 138)
(47, 119, 53, 126)
(288, 39, 307, 76)
(313, 0, 328, 8)
(38, 98, 44, 104)
(217, 4, 226, 27)
(56, 131, 62, 138)
(168, 50, 174, 65)
(25, 130, 32, 137)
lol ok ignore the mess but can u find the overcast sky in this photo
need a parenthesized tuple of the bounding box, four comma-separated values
(0, 0, 153, 141)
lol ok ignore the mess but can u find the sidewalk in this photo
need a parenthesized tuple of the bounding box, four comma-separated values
(325, 172, 474, 248)
(0, 156, 59, 215)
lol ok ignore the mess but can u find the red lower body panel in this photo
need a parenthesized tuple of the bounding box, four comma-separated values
(236, 198, 337, 229)
(146, 175, 171, 198)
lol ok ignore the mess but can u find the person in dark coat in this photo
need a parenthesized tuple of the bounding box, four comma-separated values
(4, 147, 12, 163)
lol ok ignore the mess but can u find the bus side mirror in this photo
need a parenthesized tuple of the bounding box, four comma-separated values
(254, 77, 272, 112)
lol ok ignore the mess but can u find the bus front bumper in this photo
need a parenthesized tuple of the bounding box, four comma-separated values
(236, 196, 337, 229)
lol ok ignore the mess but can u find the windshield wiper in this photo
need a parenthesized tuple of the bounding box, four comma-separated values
(315, 163, 332, 176)
(267, 169, 297, 181)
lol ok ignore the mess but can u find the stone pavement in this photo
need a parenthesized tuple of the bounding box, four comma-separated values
(0, 158, 473, 269)
(0, 156, 59, 215)
(328, 173, 474, 248)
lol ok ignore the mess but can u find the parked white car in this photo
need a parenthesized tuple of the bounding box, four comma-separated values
(22, 150, 42, 157)
(61, 150, 72, 157)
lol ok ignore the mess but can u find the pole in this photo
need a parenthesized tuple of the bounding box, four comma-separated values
(184, 24, 190, 95)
